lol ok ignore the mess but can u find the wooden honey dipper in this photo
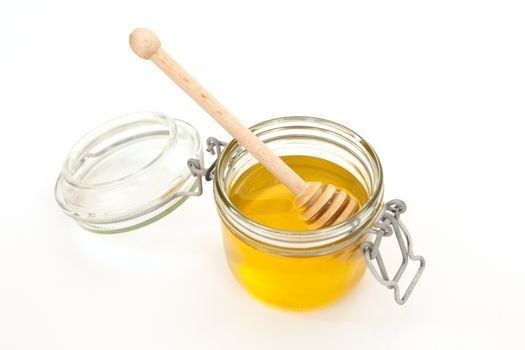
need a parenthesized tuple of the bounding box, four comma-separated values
(129, 28, 359, 228)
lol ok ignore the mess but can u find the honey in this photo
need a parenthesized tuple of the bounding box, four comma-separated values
(222, 155, 369, 310)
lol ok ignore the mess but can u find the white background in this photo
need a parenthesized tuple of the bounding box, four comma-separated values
(1, 1, 524, 349)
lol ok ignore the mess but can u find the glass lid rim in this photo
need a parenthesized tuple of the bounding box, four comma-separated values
(55, 111, 203, 232)
(60, 111, 179, 189)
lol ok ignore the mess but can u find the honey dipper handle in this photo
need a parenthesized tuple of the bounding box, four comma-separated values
(129, 28, 306, 195)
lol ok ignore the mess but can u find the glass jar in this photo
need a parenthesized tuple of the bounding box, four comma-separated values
(213, 117, 384, 309)
(55, 113, 425, 308)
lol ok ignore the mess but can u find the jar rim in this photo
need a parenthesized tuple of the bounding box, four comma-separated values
(213, 116, 384, 250)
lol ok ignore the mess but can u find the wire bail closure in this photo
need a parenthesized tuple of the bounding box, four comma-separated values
(361, 199, 426, 305)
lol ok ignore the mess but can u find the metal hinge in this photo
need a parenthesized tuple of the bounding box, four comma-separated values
(183, 137, 227, 198)
(361, 199, 426, 305)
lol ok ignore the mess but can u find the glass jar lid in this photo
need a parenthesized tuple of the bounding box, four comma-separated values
(55, 112, 202, 233)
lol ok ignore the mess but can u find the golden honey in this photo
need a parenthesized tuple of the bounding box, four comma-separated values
(222, 155, 369, 310)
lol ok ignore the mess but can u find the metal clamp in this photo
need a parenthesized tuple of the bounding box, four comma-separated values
(183, 137, 227, 198)
(361, 199, 426, 305)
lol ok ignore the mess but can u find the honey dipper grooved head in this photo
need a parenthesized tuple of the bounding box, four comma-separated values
(296, 181, 359, 228)
(129, 28, 161, 59)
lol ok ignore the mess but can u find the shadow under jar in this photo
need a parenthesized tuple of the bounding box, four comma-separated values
(213, 117, 384, 310)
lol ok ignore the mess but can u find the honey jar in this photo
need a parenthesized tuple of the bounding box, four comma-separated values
(55, 112, 425, 310)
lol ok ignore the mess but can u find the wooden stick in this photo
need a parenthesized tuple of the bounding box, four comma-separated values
(129, 28, 306, 196)
(129, 28, 360, 228)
